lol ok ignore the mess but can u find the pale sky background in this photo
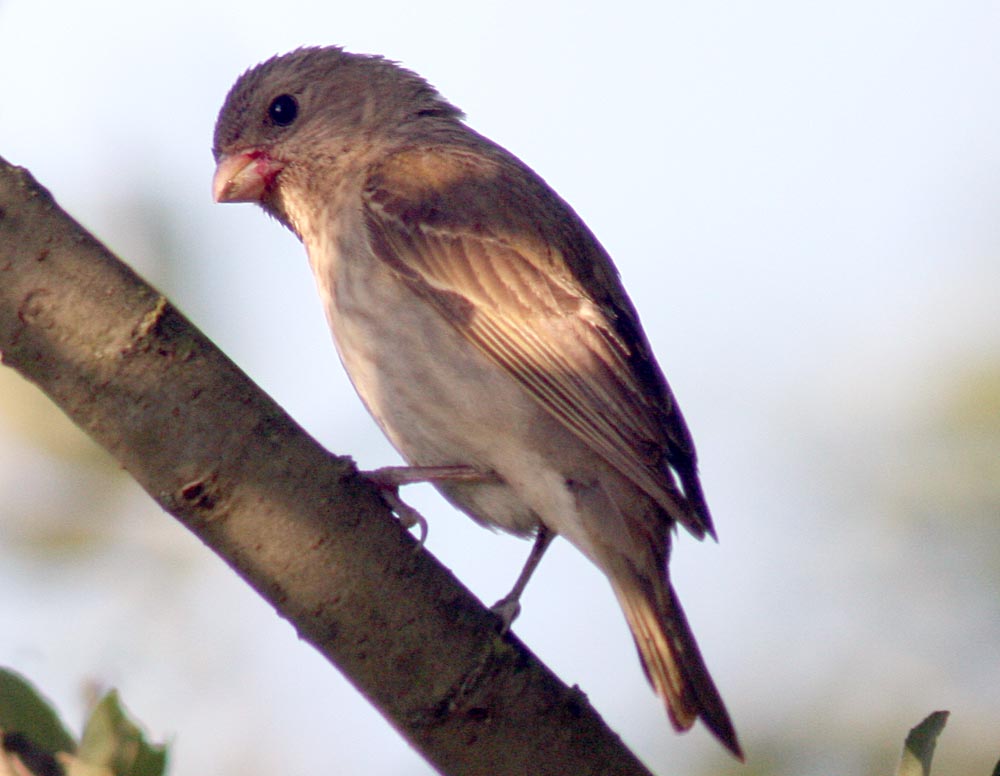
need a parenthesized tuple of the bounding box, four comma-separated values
(1, 1, 999, 775)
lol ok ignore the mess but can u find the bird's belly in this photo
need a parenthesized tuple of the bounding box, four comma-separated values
(317, 257, 578, 537)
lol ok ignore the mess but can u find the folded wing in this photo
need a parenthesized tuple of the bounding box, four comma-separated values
(362, 145, 713, 539)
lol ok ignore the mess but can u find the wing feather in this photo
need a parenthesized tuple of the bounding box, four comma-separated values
(363, 145, 713, 537)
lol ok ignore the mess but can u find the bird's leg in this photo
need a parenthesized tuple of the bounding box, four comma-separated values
(365, 464, 496, 545)
(491, 525, 556, 633)
(368, 465, 491, 487)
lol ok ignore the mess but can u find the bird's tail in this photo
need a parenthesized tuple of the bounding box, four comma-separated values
(612, 573, 743, 759)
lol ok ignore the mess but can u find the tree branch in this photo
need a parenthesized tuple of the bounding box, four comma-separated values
(0, 156, 655, 776)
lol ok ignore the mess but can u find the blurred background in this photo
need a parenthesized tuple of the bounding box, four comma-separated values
(1, 1, 998, 774)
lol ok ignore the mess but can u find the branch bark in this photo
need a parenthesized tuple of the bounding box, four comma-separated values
(0, 156, 656, 776)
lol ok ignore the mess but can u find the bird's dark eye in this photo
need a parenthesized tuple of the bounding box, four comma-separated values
(267, 94, 298, 126)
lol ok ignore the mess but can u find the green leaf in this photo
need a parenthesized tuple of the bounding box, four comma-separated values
(0, 667, 76, 754)
(896, 710, 949, 776)
(77, 691, 167, 776)
(58, 751, 115, 776)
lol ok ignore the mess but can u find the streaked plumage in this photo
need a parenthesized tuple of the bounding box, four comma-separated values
(213, 46, 740, 757)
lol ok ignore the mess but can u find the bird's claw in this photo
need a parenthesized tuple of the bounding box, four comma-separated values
(364, 464, 494, 548)
(370, 483, 429, 547)
(489, 595, 522, 634)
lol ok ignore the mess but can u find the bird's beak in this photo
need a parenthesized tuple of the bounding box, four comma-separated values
(212, 150, 284, 203)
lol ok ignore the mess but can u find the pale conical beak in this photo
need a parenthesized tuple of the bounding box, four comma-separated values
(212, 151, 284, 203)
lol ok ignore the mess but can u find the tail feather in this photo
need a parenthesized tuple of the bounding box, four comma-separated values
(613, 576, 743, 759)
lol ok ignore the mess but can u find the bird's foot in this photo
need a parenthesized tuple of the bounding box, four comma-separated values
(487, 526, 556, 634)
(489, 595, 522, 635)
(364, 465, 496, 547)
(376, 487, 430, 545)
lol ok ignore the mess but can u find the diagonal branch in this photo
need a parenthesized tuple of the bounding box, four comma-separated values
(0, 156, 655, 776)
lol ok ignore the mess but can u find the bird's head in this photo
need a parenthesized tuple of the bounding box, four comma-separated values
(212, 46, 463, 227)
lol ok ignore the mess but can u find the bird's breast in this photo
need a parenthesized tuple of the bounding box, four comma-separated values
(304, 209, 571, 537)
(300, 208, 650, 566)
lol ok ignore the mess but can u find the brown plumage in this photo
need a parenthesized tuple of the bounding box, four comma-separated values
(212, 46, 741, 758)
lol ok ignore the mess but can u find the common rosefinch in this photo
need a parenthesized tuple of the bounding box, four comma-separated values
(213, 46, 740, 758)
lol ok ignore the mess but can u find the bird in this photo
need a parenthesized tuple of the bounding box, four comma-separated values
(212, 46, 741, 758)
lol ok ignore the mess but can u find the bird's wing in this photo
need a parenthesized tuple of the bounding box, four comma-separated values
(362, 145, 712, 538)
